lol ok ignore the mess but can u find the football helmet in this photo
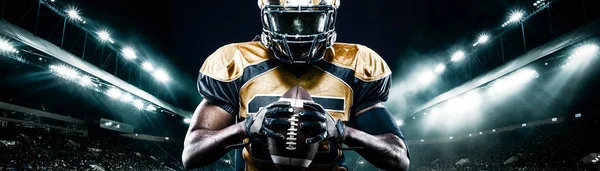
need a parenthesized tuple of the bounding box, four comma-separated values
(258, 0, 340, 64)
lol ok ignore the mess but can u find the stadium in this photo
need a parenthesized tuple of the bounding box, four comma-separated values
(0, 0, 599, 170)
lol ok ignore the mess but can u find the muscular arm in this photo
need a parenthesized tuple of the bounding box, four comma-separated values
(342, 103, 410, 171)
(181, 100, 247, 169)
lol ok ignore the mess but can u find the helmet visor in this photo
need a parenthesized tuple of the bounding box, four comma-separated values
(268, 12, 328, 35)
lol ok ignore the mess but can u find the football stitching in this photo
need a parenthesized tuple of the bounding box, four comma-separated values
(286, 113, 299, 150)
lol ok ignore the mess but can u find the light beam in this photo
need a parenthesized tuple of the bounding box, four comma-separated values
(121, 47, 137, 60)
(434, 63, 446, 74)
(451, 50, 465, 62)
(153, 69, 170, 83)
(142, 61, 154, 71)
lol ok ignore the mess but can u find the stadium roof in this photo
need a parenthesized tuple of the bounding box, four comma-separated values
(0, 20, 192, 118)
(412, 19, 600, 115)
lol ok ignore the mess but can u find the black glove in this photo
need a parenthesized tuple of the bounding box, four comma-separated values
(299, 102, 345, 144)
(244, 101, 294, 141)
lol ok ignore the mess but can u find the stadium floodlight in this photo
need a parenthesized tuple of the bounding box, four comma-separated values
(512, 69, 539, 83)
(449, 136, 453, 139)
(120, 93, 133, 102)
(522, 123, 527, 127)
(451, 50, 465, 62)
(502, 10, 525, 27)
(98, 31, 110, 40)
(97, 30, 114, 43)
(420, 139, 424, 142)
(434, 63, 446, 74)
(0, 38, 18, 53)
(67, 9, 79, 18)
(50, 65, 79, 79)
(106, 88, 122, 99)
(490, 69, 538, 93)
(121, 47, 137, 60)
(153, 69, 170, 83)
(133, 100, 144, 109)
(79, 75, 92, 86)
(552, 117, 558, 122)
(395, 120, 403, 126)
(509, 11, 524, 23)
(66, 8, 83, 22)
(165, 137, 170, 140)
(478, 34, 490, 44)
(492, 129, 496, 132)
(473, 34, 490, 46)
(142, 61, 154, 71)
(572, 44, 599, 59)
(418, 71, 436, 85)
(184, 118, 192, 124)
(146, 105, 157, 111)
(563, 44, 599, 69)
(534, 0, 547, 8)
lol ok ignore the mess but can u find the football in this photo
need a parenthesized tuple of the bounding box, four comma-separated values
(267, 86, 320, 171)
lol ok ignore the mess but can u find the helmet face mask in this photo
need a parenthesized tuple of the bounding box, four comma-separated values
(260, 3, 338, 64)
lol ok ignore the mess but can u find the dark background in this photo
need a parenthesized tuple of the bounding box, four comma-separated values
(2, 0, 600, 139)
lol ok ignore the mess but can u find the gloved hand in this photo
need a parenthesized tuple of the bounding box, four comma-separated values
(244, 101, 294, 141)
(299, 102, 345, 144)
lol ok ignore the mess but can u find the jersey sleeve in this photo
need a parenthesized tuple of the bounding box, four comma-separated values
(197, 74, 240, 116)
(197, 44, 243, 116)
(351, 45, 392, 113)
(352, 76, 391, 113)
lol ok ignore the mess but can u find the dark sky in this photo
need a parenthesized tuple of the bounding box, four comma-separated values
(5, 0, 595, 112)
(64, 0, 534, 111)
(3, 0, 600, 138)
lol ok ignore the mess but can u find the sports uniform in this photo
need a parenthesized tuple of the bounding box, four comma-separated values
(197, 41, 398, 170)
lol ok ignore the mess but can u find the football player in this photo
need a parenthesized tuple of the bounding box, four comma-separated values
(182, 0, 410, 170)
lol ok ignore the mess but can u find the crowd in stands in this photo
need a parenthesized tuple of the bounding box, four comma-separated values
(408, 118, 600, 171)
(2, 116, 600, 171)
(0, 126, 185, 171)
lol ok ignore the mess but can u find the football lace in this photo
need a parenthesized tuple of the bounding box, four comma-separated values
(285, 113, 299, 150)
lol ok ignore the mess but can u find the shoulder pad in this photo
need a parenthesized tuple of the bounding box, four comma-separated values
(324, 43, 392, 82)
(199, 42, 271, 82)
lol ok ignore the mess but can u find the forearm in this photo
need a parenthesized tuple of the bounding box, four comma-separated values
(182, 122, 247, 169)
(342, 127, 410, 171)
